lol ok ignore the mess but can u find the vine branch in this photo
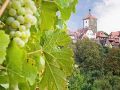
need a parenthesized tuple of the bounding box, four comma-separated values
(27, 49, 43, 55)
(0, 0, 10, 17)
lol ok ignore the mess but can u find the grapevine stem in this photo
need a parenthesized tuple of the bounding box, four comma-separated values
(0, 0, 10, 17)
(27, 49, 43, 55)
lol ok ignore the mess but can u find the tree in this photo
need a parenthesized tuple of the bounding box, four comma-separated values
(91, 79, 112, 90)
(104, 48, 120, 76)
(74, 39, 104, 73)
(109, 76, 120, 90)
(68, 67, 84, 90)
(69, 38, 120, 90)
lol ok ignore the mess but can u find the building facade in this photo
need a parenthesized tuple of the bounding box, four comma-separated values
(68, 9, 120, 47)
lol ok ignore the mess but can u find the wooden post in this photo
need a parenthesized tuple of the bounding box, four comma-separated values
(0, 0, 10, 17)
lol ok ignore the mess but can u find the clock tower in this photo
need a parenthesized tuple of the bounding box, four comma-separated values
(83, 9, 97, 33)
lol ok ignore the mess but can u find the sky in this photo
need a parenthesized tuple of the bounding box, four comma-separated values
(67, 0, 120, 34)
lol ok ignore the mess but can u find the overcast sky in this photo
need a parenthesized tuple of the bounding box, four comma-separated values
(67, 0, 120, 34)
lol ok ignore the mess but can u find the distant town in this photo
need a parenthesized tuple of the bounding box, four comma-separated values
(68, 9, 120, 48)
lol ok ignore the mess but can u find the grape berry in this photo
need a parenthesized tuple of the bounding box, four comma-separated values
(6, 0, 37, 47)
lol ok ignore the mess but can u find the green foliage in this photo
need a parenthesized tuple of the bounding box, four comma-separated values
(40, 0, 78, 31)
(92, 79, 112, 90)
(69, 39, 120, 90)
(39, 30, 74, 90)
(75, 39, 103, 72)
(0, 0, 78, 90)
(22, 58, 37, 86)
(59, 0, 78, 20)
(104, 48, 120, 75)
(42, 30, 74, 75)
(109, 76, 120, 90)
(39, 53, 67, 90)
(7, 41, 26, 76)
(68, 67, 84, 90)
(40, 1, 58, 31)
(0, 31, 10, 64)
(55, 0, 70, 8)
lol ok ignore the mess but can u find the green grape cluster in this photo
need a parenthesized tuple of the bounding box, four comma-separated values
(6, 0, 37, 47)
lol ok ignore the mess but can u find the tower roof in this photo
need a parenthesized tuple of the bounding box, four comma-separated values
(83, 9, 97, 20)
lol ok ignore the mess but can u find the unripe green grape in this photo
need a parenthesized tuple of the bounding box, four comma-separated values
(17, 7, 25, 15)
(9, 8, 16, 16)
(19, 25, 26, 32)
(31, 16, 37, 25)
(24, 14, 33, 23)
(10, 31, 15, 37)
(6, 0, 37, 48)
(25, 30, 30, 37)
(9, 26, 17, 31)
(11, 1, 21, 10)
(25, 0, 34, 8)
(19, 0, 24, 6)
(6, 17, 15, 25)
(25, 23, 31, 29)
(22, 37, 29, 43)
(13, 37, 20, 43)
(13, 37, 25, 47)
(21, 32, 28, 39)
(15, 31, 22, 37)
(11, 20, 20, 29)
(31, 5, 37, 14)
(17, 16, 24, 24)
(24, 0, 31, 2)
(25, 8, 33, 14)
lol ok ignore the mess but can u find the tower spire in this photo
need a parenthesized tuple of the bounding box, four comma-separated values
(83, 9, 97, 33)
(89, 9, 91, 15)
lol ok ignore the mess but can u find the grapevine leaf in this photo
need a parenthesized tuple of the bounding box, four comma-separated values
(22, 58, 37, 86)
(25, 26, 41, 85)
(0, 30, 10, 64)
(18, 81, 30, 90)
(54, 0, 70, 8)
(0, 85, 6, 90)
(26, 26, 41, 52)
(0, 70, 8, 84)
(55, 18, 67, 30)
(43, 30, 71, 48)
(0, 75, 8, 84)
(40, 1, 58, 31)
(59, 0, 78, 20)
(39, 30, 74, 90)
(7, 41, 26, 79)
(51, 48, 74, 75)
(39, 53, 67, 90)
(43, 30, 74, 75)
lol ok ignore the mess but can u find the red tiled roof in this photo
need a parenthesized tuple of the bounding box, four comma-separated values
(83, 14, 97, 20)
(96, 31, 108, 38)
(110, 31, 120, 36)
(108, 31, 120, 45)
(78, 28, 88, 34)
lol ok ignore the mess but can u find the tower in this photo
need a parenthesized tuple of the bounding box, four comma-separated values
(83, 9, 97, 33)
